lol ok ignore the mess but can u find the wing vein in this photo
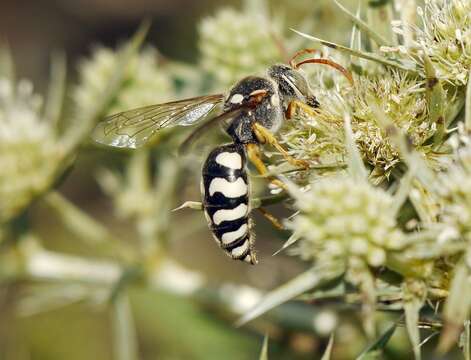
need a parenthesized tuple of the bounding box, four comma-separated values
(92, 94, 225, 148)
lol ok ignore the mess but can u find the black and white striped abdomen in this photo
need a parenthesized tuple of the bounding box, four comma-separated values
(201, 143, 257, 264)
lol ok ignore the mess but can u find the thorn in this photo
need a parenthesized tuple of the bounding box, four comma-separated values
(272, 247, 285, 256)
(273, 233, 299, 256)
(172, 201, 203, 212)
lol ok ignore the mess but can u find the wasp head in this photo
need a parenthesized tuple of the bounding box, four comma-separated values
(267, 64, 318, 108)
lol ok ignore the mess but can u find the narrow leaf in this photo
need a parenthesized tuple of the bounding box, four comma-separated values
(344, 112, 368, 181)
(349, 3, 362, 51)
(466, 70, 471, 133)
(333, 0, 389, 46)
(466, 320, 470, 360)
(259, 335, 269, 360)
(366, 0, 398, 46)
(349, 3, 365, 72)
(445, 93, 466, 127)
(423, 54, 445, 149)
(357, 320, 399, 359)
(112, 294, 139, 360)
(402, 280, 425, 360)
(291, 29, 418, 73)
(438, 261, 471, 353)
(321, 334, 335, 360)
(273, 233, 300, 256)
(404, 301, 422, 360)
(390, 170, 414, 217)
(236, 265, 344, 326)
(45, 52, 67, 130)
(396, 0, 417, 46)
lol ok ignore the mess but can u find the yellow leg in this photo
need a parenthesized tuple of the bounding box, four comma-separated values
(286, 100, 318, 119)
(257, 207, 284, 230)
(246, 143, 287, 190)
(252, 123, 310, 169)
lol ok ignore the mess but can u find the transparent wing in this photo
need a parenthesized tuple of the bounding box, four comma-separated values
(91, 94, 225, 149)
(178, 107, 247, 155)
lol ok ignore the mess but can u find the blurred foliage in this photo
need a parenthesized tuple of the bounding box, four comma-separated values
(1, 0, 471, 359)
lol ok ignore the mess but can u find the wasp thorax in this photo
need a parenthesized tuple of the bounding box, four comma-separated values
(223, 76, 283, 144)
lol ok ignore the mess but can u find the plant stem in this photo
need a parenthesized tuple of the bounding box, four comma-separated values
(16, 242, 324, 333)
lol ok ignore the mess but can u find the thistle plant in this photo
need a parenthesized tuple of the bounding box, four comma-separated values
(237, 0, 471, 358)
(393, 0, 471, 86)
(198, 0, 285, 88)
(288, 175, 404, 269)
(0, 46, 78, 226)
(3, 0, 471, 359)
(0, 24, 149, 226)
(0, 76, 60, 223)
(74, 46, 174, 115)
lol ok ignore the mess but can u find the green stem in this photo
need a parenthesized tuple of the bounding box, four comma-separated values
(466, 70, 471, 132)
(112, 293, 139, 360)
(14, 243, 326, 333)
(42, 192, 135, 262)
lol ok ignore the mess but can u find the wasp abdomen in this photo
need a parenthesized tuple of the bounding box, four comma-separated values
(201, 143, 257, 264)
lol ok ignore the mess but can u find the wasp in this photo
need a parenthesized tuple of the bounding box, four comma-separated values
(92, 49, 353, 265)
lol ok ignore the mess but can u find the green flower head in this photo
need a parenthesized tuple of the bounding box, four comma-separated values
(288, 176, 404, 267)
(198, 5, 283, 87)
(0, 79, 60, 222)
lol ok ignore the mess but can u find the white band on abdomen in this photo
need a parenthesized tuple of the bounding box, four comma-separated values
(231, 240, 249, 258)
(215, 152, 242, 169)
(209, 177, 247, 198)
(221, 223, 248, 245)
(212, 203, 248, 225)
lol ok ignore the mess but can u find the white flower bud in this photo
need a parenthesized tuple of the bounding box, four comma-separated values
(74, 47, 173, 115)
(198, 7, 282, 87)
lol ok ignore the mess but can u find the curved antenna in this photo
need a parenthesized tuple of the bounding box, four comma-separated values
(288, 48, 322, 68)
(289, 48, 354, 86)
(295, 58, 354, 86)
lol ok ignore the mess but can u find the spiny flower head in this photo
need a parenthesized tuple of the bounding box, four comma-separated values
(352, 70, 439, 180)
(74, 46, 173, 115)
(390, 0, 471, 86)
(0, 78, 61, 222)
(279, 68, 443, 183)
(417, 0, 471, 86)
(278, 91, 345, 170)
(198, 5, 283, 87)
(287, 176, 404, 268)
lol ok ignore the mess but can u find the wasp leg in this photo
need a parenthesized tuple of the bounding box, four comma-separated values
(286, 100, 318, 119)
(246, 143, 287, 190)
(257, 207, 285, 230)
(252, 123, 310, 169)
